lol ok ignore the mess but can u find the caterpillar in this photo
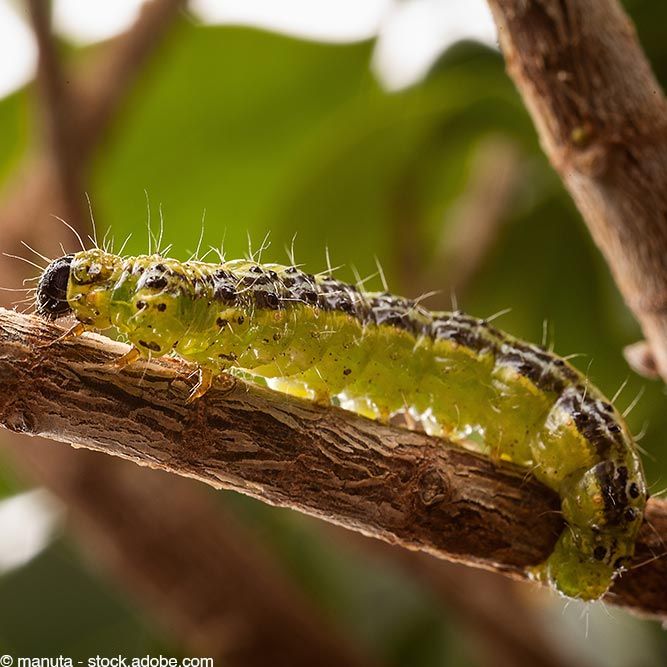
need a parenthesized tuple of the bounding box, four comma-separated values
(34, 247, 647, 601)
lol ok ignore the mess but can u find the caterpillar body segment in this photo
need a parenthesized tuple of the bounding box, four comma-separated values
(35, 249, 648, 600)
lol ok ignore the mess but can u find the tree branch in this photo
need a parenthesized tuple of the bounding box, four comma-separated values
(1, 308, 665, 616)
(486, 0, 667, 381)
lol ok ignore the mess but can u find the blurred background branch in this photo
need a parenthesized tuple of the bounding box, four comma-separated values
(0, 0, 186, 247)
(11, 444, 377, 667)
(25, 0, 83, 227)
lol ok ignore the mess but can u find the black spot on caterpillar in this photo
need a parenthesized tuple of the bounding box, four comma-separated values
(35, 248, 647, 600)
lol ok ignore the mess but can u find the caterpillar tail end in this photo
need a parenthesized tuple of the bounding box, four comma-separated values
(529, 531, 617, 601)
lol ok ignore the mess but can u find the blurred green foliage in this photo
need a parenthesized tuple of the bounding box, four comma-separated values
(1, 3, 667, 663)
(0, 540, 172, 656)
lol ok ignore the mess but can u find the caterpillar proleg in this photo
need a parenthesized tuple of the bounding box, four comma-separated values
(35, 248, 647, 600)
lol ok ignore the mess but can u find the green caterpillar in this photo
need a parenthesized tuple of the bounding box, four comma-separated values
(35, 248, 647, 600)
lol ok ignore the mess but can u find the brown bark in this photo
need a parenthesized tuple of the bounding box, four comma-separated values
(1, 308, 665, 617)
(0, 309, 562, 568)
(487, 0, 667, 381)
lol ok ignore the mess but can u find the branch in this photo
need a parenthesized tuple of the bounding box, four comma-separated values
(487, 0, 667, 381)
(0, 308, 665, 616)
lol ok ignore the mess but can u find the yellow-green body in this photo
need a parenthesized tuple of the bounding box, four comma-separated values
(58, 249, 647, 600)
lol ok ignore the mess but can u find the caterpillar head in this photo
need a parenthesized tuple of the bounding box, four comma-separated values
(547, 458, 646, 599)
(538, 529, 619, 600)
(36, 254, 74, 320)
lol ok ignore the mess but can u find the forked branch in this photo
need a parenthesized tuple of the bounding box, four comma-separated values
(0, 308, 665, 617)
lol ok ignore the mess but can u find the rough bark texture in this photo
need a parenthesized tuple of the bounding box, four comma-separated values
(1, 308, 666, 617)
(487, 0, 667, 380)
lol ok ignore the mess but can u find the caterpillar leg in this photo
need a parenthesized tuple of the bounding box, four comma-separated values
(113, 346, 142, 369)
(186, 366, 214, 404)
(38, 321, 86, 348)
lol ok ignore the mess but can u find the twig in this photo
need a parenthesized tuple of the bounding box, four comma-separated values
(0, 309, 563, 569)
(1, 308, 665, 617)
(624, 340, 660, 380)
(487, 0, 667, 381)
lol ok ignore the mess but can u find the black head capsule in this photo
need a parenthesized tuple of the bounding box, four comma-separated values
(35, 255, 74, 320)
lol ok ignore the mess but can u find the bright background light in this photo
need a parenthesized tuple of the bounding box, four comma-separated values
(0, 0, 497, 99)
(191, 0, 393, 43)
(0, 490, 63, 574)
(53, 0, 147, 43)
(373, 0, 497, 89)
(0, 1, 37, 99)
